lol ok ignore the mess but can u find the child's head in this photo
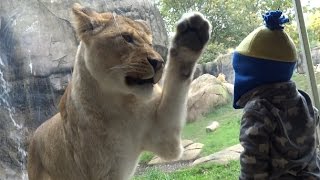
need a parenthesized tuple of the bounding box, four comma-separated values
(232, 10, 297, 109)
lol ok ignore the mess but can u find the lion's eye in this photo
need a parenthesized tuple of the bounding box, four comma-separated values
(122, 34, 134, 43)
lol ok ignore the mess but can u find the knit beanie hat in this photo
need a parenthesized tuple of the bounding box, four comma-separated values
(232, 10, 298, 109)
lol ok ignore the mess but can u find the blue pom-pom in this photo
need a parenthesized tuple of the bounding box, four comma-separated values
(262, 10, 289, 30)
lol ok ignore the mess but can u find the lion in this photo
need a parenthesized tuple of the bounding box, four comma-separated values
(27, 3, 211, 180)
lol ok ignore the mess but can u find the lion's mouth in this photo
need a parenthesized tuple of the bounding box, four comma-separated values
(125, 76, 155, 86)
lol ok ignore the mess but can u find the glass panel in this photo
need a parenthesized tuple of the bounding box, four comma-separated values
(0, 0, 319, 179)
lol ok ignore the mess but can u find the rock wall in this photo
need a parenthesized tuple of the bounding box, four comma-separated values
(0, 0, 168, 178)
(194, 53, 234, 83)
(297, 47, 320, 74)
(312, 47, 320, 64)
(187, 74, 232, 123)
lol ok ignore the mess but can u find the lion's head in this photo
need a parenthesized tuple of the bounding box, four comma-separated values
(72, 4, 164, 94)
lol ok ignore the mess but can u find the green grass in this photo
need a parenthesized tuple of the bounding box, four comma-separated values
(292, 73, 309, 91)
(182, 105, 242, 156)
(292, 72, 320, 93)
(134, 160, 240, 180)
(139, 152, 155, 164)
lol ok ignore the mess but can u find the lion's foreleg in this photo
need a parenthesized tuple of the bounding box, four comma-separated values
(144, 12, 211, 160)
(151, 57, 195, 160)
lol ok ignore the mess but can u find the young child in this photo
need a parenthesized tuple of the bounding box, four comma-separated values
(232, 10, 320, 179)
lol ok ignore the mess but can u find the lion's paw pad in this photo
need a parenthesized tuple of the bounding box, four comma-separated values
(174, 12, 211, 51)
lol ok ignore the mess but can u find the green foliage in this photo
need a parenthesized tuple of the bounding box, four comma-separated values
(158, 0, 320, 63)
(307, 8, 320, 47)
(285, 23, 300, 48)
(199, 42, 227, 63)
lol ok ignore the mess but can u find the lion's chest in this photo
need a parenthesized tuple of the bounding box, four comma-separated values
(68, 94, 158, 177)
(72, 105, 152, 167)
(72, 114, 147, 179)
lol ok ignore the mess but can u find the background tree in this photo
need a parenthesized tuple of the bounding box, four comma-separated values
(307, 7, 320, 47)
(157, 0, 318, 63)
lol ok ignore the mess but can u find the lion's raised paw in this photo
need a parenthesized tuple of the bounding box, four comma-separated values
(174, 12, 211, 52)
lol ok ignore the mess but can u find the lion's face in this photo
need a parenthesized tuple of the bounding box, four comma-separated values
(72, 4, 164, 94)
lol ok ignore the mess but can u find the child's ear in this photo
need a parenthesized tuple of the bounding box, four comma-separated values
(71, 3, 104, 39)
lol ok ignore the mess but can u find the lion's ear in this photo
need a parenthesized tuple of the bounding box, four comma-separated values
(71, 3, 105, 39)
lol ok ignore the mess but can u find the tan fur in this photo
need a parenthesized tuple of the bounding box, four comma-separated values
(217, 73, 227, 83)
(27, 4, 211, 180)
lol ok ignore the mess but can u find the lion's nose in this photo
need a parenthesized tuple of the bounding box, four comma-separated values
(147, 58, 164, 72)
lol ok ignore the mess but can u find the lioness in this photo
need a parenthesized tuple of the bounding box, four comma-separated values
(27, 3, 211, 180)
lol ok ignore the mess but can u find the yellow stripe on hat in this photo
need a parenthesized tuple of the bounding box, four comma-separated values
(236, 26, 297, 62)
